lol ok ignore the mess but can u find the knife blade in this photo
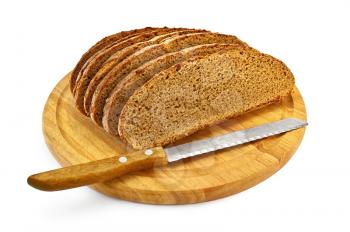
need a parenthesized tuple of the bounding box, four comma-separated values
(28, 118, 307, 191)
(165, 117, 307, 162)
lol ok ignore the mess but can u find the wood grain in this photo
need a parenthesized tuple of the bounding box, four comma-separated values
(42, 72, 307, 204)
(28, 147, 168, 191)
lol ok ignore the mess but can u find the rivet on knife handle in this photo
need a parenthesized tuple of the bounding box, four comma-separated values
(27, 147, 168, 191)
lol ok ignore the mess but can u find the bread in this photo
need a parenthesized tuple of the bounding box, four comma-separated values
(102, 43, 247, 135)
(70, 27, 160, 92)
(118, 48, 295, 149)
(90, 32, 246, 126)
(83, 29, 207, 115)
(73, 27, 187, 114)
(70, 27, 295, 150)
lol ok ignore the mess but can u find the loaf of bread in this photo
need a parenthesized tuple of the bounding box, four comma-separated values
(70, 27, 295, 150)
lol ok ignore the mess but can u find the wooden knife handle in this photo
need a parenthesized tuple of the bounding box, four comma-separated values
(27, 147, 167, 191)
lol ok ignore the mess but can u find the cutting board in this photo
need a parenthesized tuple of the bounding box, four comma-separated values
(43, 72, 307, 204)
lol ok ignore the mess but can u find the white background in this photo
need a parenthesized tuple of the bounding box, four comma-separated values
(1, 0, 349, 231)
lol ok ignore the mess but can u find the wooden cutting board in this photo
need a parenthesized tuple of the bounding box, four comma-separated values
(43, 73, 307, 204)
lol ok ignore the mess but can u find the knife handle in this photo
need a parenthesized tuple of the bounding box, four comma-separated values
(27, 147, 167, 191)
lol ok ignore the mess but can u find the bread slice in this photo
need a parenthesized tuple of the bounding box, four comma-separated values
(73, 28, 186, 114)
(102, 43, 247, 135)
(90, 32, 247, 126)
(70, 27, 160, 92)
(118, 48, 295, 149)
(83, 29, 207, 115)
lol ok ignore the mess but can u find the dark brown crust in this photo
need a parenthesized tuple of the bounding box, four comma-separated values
(70, 27, 160, 93)
(118, 50, 295, 149)
(82, 29, 207, 116)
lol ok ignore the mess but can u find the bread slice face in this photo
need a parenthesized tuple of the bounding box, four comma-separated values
(102, 44, 246, 135)
(83, 29, 207, 115)
(90, 32, 247, 126)
(70, 27, 159, 92)
(73, 28, 186, 114)
(118, 48, 295, 149)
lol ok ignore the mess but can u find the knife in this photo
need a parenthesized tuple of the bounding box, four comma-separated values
(27, 118, 307, 191)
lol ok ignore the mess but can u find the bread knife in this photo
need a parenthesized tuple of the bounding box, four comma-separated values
(27, 118, 307, 191)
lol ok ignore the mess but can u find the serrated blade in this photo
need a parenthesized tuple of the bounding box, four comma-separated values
(164, 118, 307, 162)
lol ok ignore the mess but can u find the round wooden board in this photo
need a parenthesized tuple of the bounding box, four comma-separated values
(43, 73, 307, 204)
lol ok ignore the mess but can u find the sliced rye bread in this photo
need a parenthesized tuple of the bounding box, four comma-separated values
(90, 32, 248, 126)
(74, 28, 190, 97)
(83, 29, 207, 115)
(73, 28, 186, 114)
(118, 48, 295, 149)
(75, 28, 191, 99)
(70, 27, 160, 92)
(102, 43, 250, 135)
(72, 30, 163, 95)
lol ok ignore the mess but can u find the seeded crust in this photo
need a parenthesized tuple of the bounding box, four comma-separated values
(118, 48, 295, 149)
(70, 27, 160, 92)
(102, 43, 250, 135)
(73, 28, 187, 114)
(83, 29, 207, 115)
(90, 32, 247, 126)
